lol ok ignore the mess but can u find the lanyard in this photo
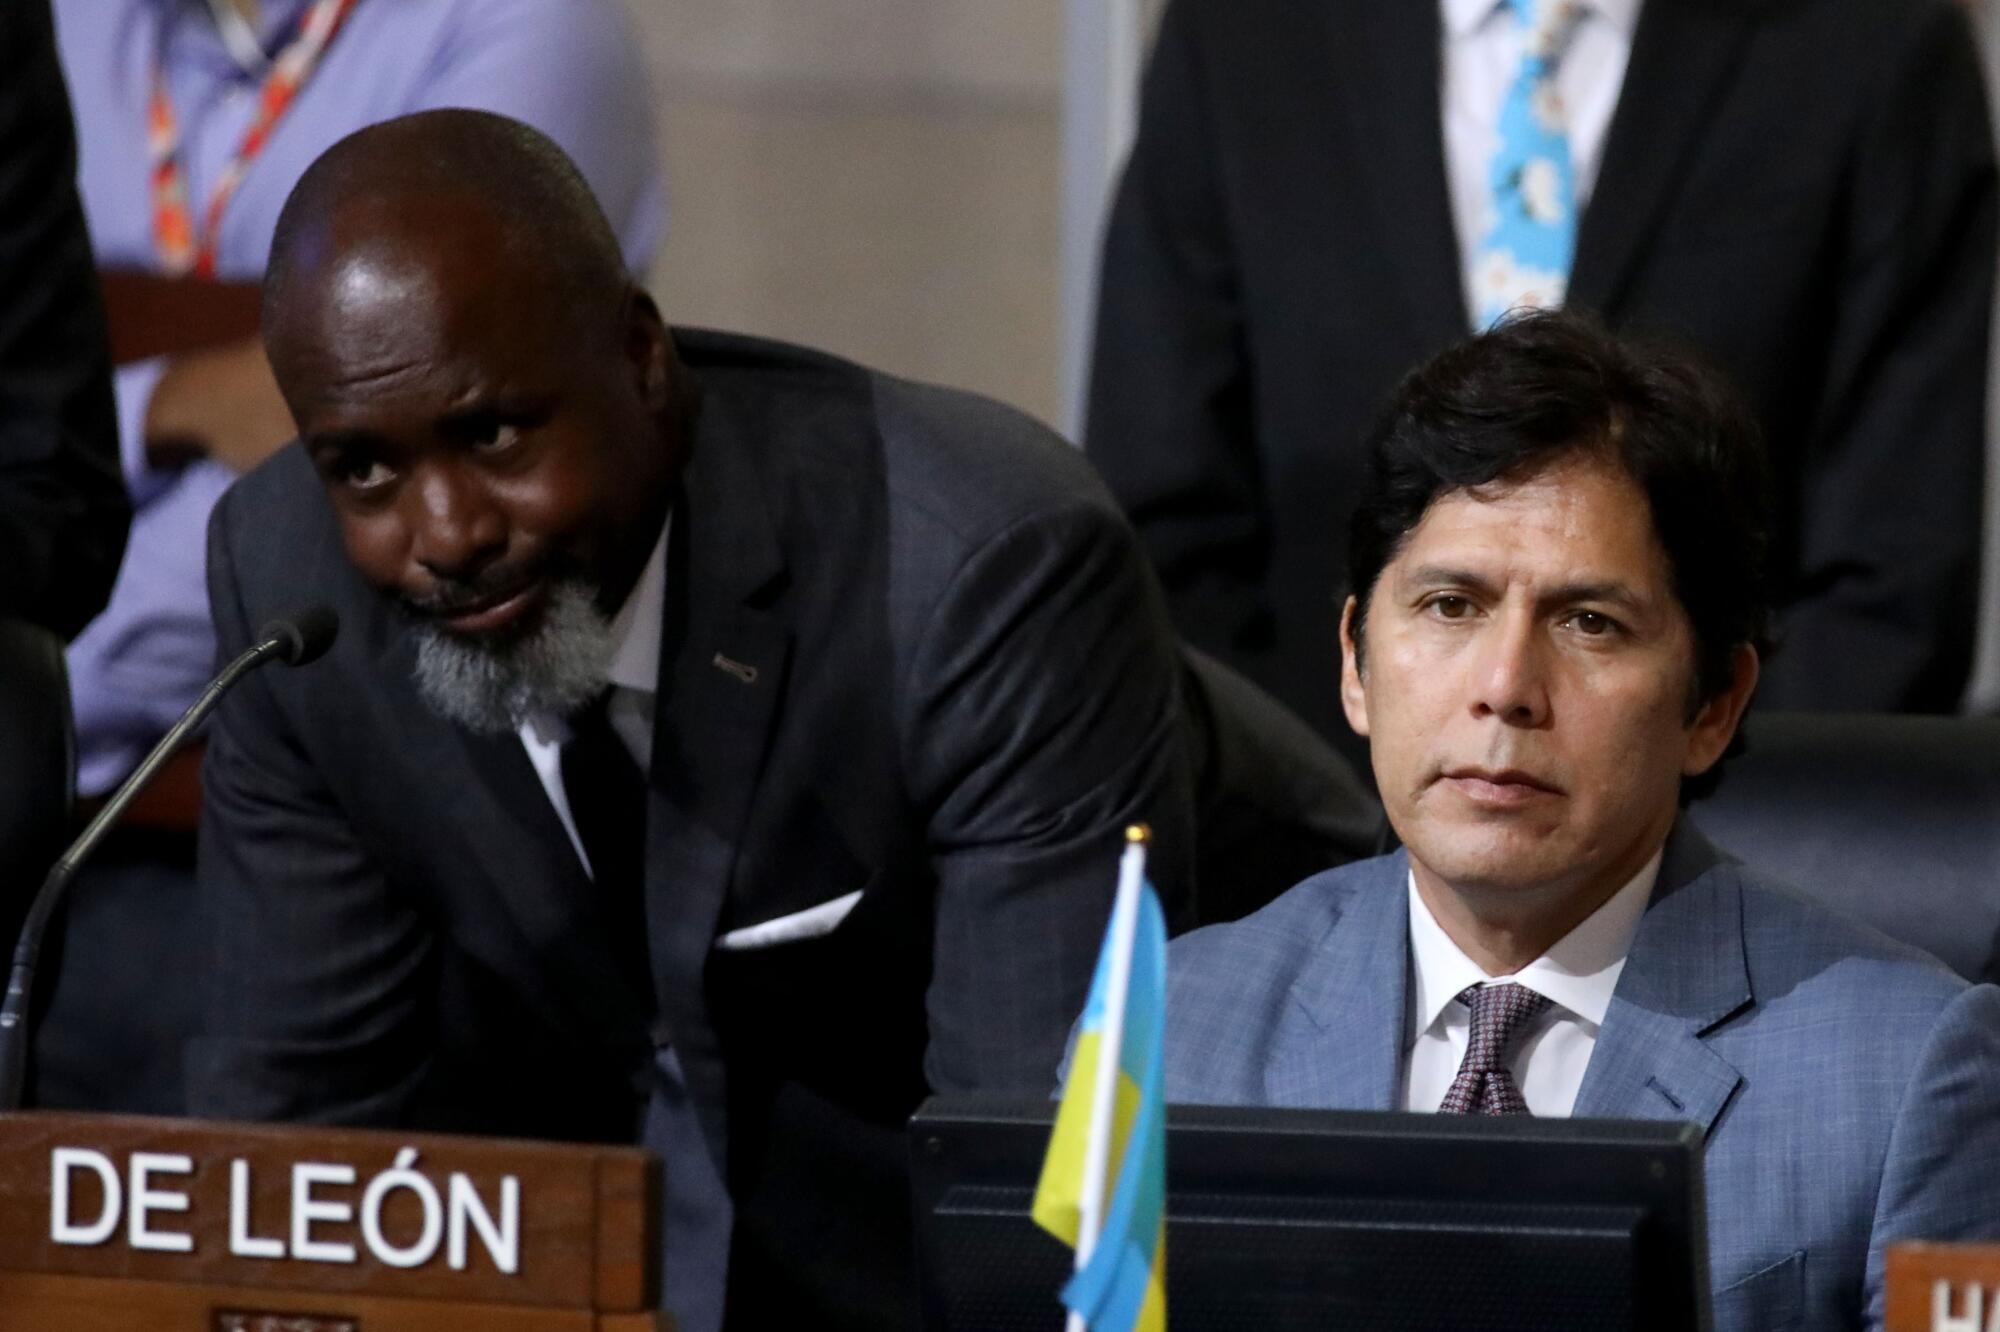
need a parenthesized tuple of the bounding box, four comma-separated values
(207, 0, 272, 76)
(149, 0, 361, 279)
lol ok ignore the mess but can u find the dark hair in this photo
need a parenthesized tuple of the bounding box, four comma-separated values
(1347, 311, 1774, 792)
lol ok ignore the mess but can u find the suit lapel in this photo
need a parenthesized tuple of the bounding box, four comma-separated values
(644, 383, 793, 1052)
(1267, 852, 1412, 1110)
(1572, 824, 1750, 1137)
(374, 627, 654, 1050)
(1330, 0, 1471, 342)
(1569, 0, 1756, 313)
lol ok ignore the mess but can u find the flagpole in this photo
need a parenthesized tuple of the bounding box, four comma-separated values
(1066, 824, 1150, 1332)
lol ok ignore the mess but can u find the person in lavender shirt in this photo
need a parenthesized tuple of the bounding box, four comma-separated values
(33, 0, 665, 1113)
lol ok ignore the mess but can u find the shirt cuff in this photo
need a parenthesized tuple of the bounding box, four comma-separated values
(114, 356, 173, 504)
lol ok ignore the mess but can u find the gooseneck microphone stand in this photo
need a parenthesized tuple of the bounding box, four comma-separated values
(0, 608, 338, 1109)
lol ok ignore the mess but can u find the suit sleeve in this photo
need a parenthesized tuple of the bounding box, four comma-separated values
(1083, 0, 1273, 659)
(1863, 984, 2000, 1329)
(0, 0, 127, 640)
(1762, 0, 1995, 712)
(186, 490, 433, 1125)
(900, 500, 1197, 1094)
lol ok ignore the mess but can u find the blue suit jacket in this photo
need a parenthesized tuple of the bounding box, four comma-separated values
(1164, 824, 2000, 1331)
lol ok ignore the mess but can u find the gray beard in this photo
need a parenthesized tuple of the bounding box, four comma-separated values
(410, 579, 614, 733)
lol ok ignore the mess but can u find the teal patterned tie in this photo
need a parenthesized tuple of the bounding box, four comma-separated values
(1471, 0, 1589, 329)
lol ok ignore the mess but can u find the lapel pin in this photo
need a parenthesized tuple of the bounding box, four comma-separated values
(711, 652, 759, 685)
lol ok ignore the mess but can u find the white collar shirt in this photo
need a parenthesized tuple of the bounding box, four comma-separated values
(1439, 0, 1644, 325)
(1401, 846, 1660, 1116)
(517, 516, 669, 876)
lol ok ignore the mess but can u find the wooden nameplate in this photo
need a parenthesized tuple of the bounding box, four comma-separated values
(1887, 1243, 2000, 1332)
(0, 1111, 665, 1330)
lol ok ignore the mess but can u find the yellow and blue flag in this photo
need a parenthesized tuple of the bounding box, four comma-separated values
(1031, 838, 1167, 1332)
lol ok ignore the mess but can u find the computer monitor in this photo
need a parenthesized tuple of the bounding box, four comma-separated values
(909, 1093, 1710, 1332)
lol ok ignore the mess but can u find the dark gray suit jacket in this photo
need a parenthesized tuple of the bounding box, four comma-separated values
(1164, 824, 2000, 1331)
(0, 0, 126, 639)
(1089, 0, 1995, 741)
(192, 330, 1208, 1328)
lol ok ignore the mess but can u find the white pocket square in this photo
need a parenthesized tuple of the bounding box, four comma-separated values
(714, 890, 864, 951)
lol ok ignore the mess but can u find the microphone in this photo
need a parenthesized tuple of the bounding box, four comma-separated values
(262, 604, 338, 667)
(0, 606, 340, 1109)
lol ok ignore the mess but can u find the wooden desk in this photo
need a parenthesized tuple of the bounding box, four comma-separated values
(99, 271, 262, 367)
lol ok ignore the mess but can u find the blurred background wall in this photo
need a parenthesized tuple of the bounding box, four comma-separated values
(620, 0, 1065, 427)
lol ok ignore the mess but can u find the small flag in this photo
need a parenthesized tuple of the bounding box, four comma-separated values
(1032, 826, 1167, 1332)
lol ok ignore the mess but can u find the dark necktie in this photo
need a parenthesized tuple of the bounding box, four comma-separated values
(1437, 982, 1551, 1115)
(562, 713, 731, 1332)
(559, 692, 653, 1006)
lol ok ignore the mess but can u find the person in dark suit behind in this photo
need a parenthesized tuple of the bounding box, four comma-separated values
(0, 0, 127, 639)
(1161, 312, 2000, 1331)
(188, 109, 1369, 1332)
(1088, 0, 1995, 750)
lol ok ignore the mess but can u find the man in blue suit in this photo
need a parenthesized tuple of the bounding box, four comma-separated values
(1163, 311, 2000, 1331)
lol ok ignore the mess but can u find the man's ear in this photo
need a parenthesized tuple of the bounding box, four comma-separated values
(1683, 643, 1760, 778)
(623, 287, 674, 410)
(1339, 596, 1371, 739)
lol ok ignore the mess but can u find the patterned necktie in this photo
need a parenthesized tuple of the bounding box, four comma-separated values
(560, 692, 654, 1007)
(1470, 0, 1589, 328)
(1437, 983, 1551, 1115)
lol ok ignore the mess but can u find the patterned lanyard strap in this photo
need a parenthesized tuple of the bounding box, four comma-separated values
(149, 0, 361, 278)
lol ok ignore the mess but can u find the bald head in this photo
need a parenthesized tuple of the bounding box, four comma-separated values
(260, 111, 685, 725)
(263, 109, 630, 345)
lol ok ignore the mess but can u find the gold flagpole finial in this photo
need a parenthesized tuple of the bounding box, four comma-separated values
(1125, 824, 1151, 845)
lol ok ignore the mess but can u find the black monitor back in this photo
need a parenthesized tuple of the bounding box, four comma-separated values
(910, 1093, 1709, 1332)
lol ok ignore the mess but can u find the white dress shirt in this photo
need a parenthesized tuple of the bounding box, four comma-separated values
(511, 518, 731, 1332)
(1440, 0, 1643, 323)
(1402, 847, 1660, 1116)
(518, 517, 670, 875)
